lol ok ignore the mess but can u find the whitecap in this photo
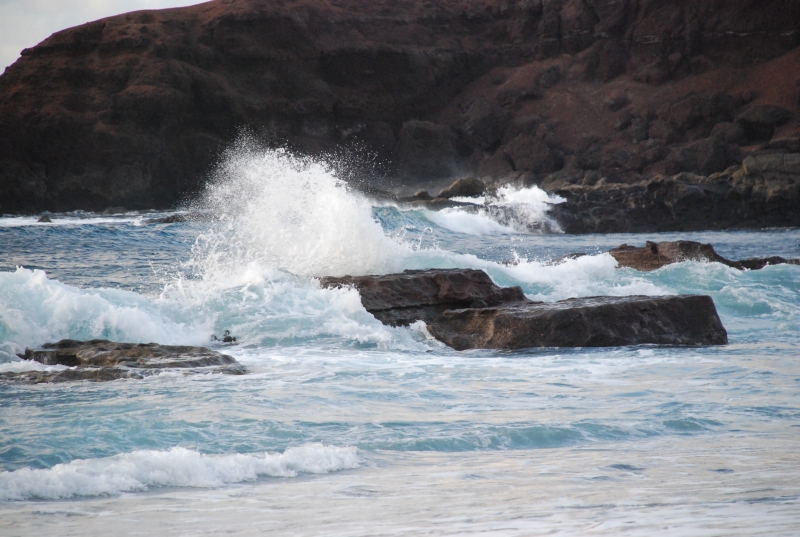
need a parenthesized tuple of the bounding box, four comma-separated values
(0, 444, 360, 500)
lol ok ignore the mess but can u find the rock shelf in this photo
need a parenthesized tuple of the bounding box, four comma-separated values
(322, 269, 727, 350)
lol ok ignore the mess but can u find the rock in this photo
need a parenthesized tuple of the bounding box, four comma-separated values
(408, 198, 481, 211)
(538, 65, 561, 88)
(321, 269, 728, 350)
(398, 190, 433, 202)
(0, 0, 798, 221)
(429, 295, 728, 350)
(4, 340, 245, 383)
(394, 121, 458, 181)
(735, 104, 792, 141)
(37, 214, 52, 223)
(548, 156, 800, 233)
(102, 206, 127, 215)
(605, 93, 631, 112)
(144, 213, 187, 224)
(665, 136, 736, 175)
(321, 269, 527, 327)
(711, 122, 747, 145)
(610, 241, 800, 271)
(436, 178, 485, 199)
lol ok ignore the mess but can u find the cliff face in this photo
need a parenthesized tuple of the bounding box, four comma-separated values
(0, 0, 799, 213)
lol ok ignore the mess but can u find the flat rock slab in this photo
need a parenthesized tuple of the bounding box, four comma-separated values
(321, 269, 527, 327)
(322, 269, 728, 350)
(429, 295, 728, 350)
(4, 340, 245, 383)
(610, 240, 800, 271)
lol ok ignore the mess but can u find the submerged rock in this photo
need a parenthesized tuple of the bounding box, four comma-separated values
(4, 340, 245, 383)
(610, 241, 800, 271)
(37, 214, 52, 223)
(321, 269, 727, 350)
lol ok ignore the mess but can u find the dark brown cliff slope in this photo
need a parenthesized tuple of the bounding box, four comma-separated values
(0, 0, 799, 224)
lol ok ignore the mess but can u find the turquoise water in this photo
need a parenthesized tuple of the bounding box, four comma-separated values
(1, 149, 799, 535)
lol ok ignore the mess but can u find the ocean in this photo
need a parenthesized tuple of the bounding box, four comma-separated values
(1, 147, 799, 536)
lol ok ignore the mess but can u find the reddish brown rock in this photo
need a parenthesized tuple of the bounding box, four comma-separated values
(5, 339, 245, 383)
(609, 241, 800, 271)
(0, 0, 798, 221)
(322, 268, 728, 350)
(429, 295, 728, 350)
(321, 269, 527, 327)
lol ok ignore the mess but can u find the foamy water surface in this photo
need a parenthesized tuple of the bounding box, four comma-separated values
(1, 146, 799, 535)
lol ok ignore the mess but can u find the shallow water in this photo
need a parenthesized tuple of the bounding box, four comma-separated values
(1, 149, 799, 535)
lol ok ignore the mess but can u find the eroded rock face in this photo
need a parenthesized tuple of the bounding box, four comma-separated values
(4, 339, 245, 383)
(1, 0, 799, 220)
(609, 241, 800, 271)
(321, 269, 727, 350)
(548, 154, 800, 233)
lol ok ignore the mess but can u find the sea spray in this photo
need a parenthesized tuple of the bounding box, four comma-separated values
(187, 138, 409, 279)
(447, 183, 565, 233)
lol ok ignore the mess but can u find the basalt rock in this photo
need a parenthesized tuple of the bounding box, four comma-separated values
(321, 269, 727, 350)
(429, 295, 728, 350)
(1, 0, 799, 220)
(321, 269, 528, 327)
(4, 339, 245, 383)
(610, 240, 800, 271)
(436, 177, 486, 200)
(548, 153, 800, 233)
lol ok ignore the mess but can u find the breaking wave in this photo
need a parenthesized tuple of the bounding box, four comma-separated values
(0, 443, 360, 500)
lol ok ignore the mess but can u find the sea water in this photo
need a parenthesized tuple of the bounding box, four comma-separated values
(0, 146, 799, 536)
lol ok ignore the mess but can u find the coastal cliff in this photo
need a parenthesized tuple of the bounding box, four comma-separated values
(0, 0, 798, 229)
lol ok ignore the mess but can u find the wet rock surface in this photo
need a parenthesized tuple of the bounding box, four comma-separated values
(3, 340, 245, 383)
(321, 269, 528, 327)
(547, 153, 800, 233)
(430, 295, 728, 351)
(322, 269, 727, 350)
(609, 241, 800, 271)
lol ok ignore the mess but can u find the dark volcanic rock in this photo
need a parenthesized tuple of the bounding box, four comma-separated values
(321, 269, 527, 327)
(429, 295, 728, 350)
(0, 0, 799, 225)
(321, 269, 728, 350)
(610, 241, 800, 271)
(4, 339, 245, 383)
(548, 153, 800, 233)
(437, 177, 486, 199)
(735, 104, 793, 142)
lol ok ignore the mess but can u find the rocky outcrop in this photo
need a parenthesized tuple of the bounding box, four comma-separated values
(322, 269, 727, 350)
(429, 295, 727, 350)
(321, 269, 528, 327)
(3, 339, 245, 383)
(0, 0, 798, 224)
(609, 240, 800, 271)
(547, 153, 800, 233)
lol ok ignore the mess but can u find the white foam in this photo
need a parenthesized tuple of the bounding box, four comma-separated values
(0, 215, 146, 228)
(423, 208, 517, 235)
(0, 359, 69, 374)
(0, 267, 210, 350)
(190, 139, 410, 278)
(0, 265, 417, 352)
(438, 185, 565, 235)
(0, 444, 360, 500)
(490, 254, 671, 302)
